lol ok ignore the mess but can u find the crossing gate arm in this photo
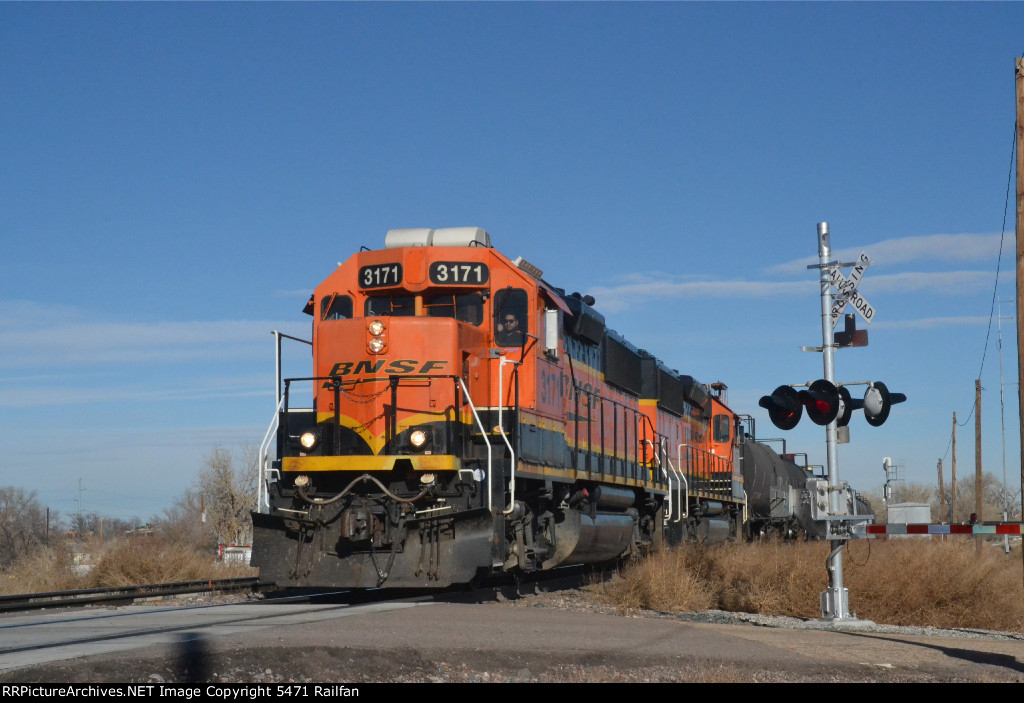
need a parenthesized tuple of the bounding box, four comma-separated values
(854, 522, 1024, 537)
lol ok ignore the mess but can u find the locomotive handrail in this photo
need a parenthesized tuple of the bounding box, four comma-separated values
(258, 394, 286, 513)
(650, 437, 672, 519)
(455, 375, 494, 512)
(570, 382, 659, 484)
(640, 439, 660, 467)
(498, 358, 520, 515)
(672, 443, 691, 523)
(660, 438, 686, 524)
(676, 442, 731, 475)
(676, 442, 745, 525)
(273, 329, 312, 407)
(644, 437, 684, 524)
(638, 413, 668, 474)
(677, 442, 730, 501)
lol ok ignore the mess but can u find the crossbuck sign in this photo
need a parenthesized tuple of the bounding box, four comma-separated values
(829, 252, 875, 327)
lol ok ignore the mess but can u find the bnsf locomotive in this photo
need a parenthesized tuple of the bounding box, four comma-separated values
(251, 227, 834, 589)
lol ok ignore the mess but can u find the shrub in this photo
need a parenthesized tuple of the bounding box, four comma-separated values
(604, 539, 1024, 632)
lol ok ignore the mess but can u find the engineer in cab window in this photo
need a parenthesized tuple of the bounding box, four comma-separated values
(497, 313, 523, 345)
(494, 288, 527, 347)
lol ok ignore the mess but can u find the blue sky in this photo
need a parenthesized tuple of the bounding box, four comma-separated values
(2, 2, 1022, 522)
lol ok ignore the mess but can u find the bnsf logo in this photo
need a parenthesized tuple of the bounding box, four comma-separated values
(328, 360, 449, 377)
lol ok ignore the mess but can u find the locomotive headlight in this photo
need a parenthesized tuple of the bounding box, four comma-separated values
(368, 336, 386, 353)
(409, 428, 428, 448)
(368, 319, 385, 336)
(299, 431, 319, 450)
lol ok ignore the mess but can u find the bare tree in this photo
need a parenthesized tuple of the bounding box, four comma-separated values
(941, 472, 1013, 523)
(157, 488, 217, 548)
(890, 482, 935, 506)
(196, 446, 257, 546)
(0, 487, 52, 567)
(68, 512, 142, 540)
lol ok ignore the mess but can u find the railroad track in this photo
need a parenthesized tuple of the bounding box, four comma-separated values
(0, 577, 261, 613)
(0, 567, 596, 664)
(0, 562, 602, 614)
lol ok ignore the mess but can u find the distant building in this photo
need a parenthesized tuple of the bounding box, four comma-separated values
(886, 502, 931, 538)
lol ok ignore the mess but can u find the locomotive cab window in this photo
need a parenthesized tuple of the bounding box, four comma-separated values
(365, 295, 415, 317)
(494, 288, 528, 347)
(425, 291, 485, 325)
(320, 294, 353, 321)
(713, 414, 731, 443)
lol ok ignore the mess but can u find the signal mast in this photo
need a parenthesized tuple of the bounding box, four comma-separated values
(759, 223, 905, 622)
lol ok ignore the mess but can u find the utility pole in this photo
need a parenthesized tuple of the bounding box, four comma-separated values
(1015, 56, 1024, 581)
(999, 301, 1010, 514)
(976, 379, 983, 554)
(77, 478, 85, 534)
(997, 298, 1018, 555)
(976, 379, 983, 521)
(937, 458, 945, 523)
(952, 413, 958, 522)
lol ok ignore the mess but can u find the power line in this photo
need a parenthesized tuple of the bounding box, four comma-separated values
(975, 124, 1017, 381)
(942, 113, 1017, 463)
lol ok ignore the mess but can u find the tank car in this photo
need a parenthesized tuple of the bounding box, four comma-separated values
(738, 438, 873, 540)
(251, 228, 758, 589)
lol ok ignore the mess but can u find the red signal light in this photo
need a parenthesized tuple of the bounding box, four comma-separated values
(759, 385, 802, 431)
(799, 379, 840, 425)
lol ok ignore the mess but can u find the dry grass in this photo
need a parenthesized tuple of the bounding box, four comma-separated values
(706, 541, 823, 618)
(602, 538, 1024, 632)
(0, 536, 255, 595)
(0, 543, 86, 595)
(607, 548, 714, 612)
(843, 539, 1024, 631)
(86, 537, 255, 587)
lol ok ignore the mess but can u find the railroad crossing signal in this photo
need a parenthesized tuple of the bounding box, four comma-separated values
(760, 380, 906, 431)
(802, 379, 841, 425)
(862, 381, 905, 427)
(758, 385, 801, 430)
(829, 252, 876, 327)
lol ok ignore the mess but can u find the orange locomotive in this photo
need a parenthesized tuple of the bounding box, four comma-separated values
(251, 227, 746, 589)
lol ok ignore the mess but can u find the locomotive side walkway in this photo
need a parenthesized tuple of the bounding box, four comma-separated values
(1, 599, 1021, 683)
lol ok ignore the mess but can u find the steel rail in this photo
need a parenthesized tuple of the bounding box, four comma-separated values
(0, 577, 260, 613)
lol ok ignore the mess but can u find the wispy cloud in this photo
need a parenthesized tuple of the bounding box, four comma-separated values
(0, 376, 271, 409)
(766, 233, 1005, 275)
(871, 316, 990, 330)
(858, 271, 993, 294)
(275, 289, 314, 299)
(588, 278, 808, 312)
(588, 270, 992, 312)
(0, 301, 288, 369)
